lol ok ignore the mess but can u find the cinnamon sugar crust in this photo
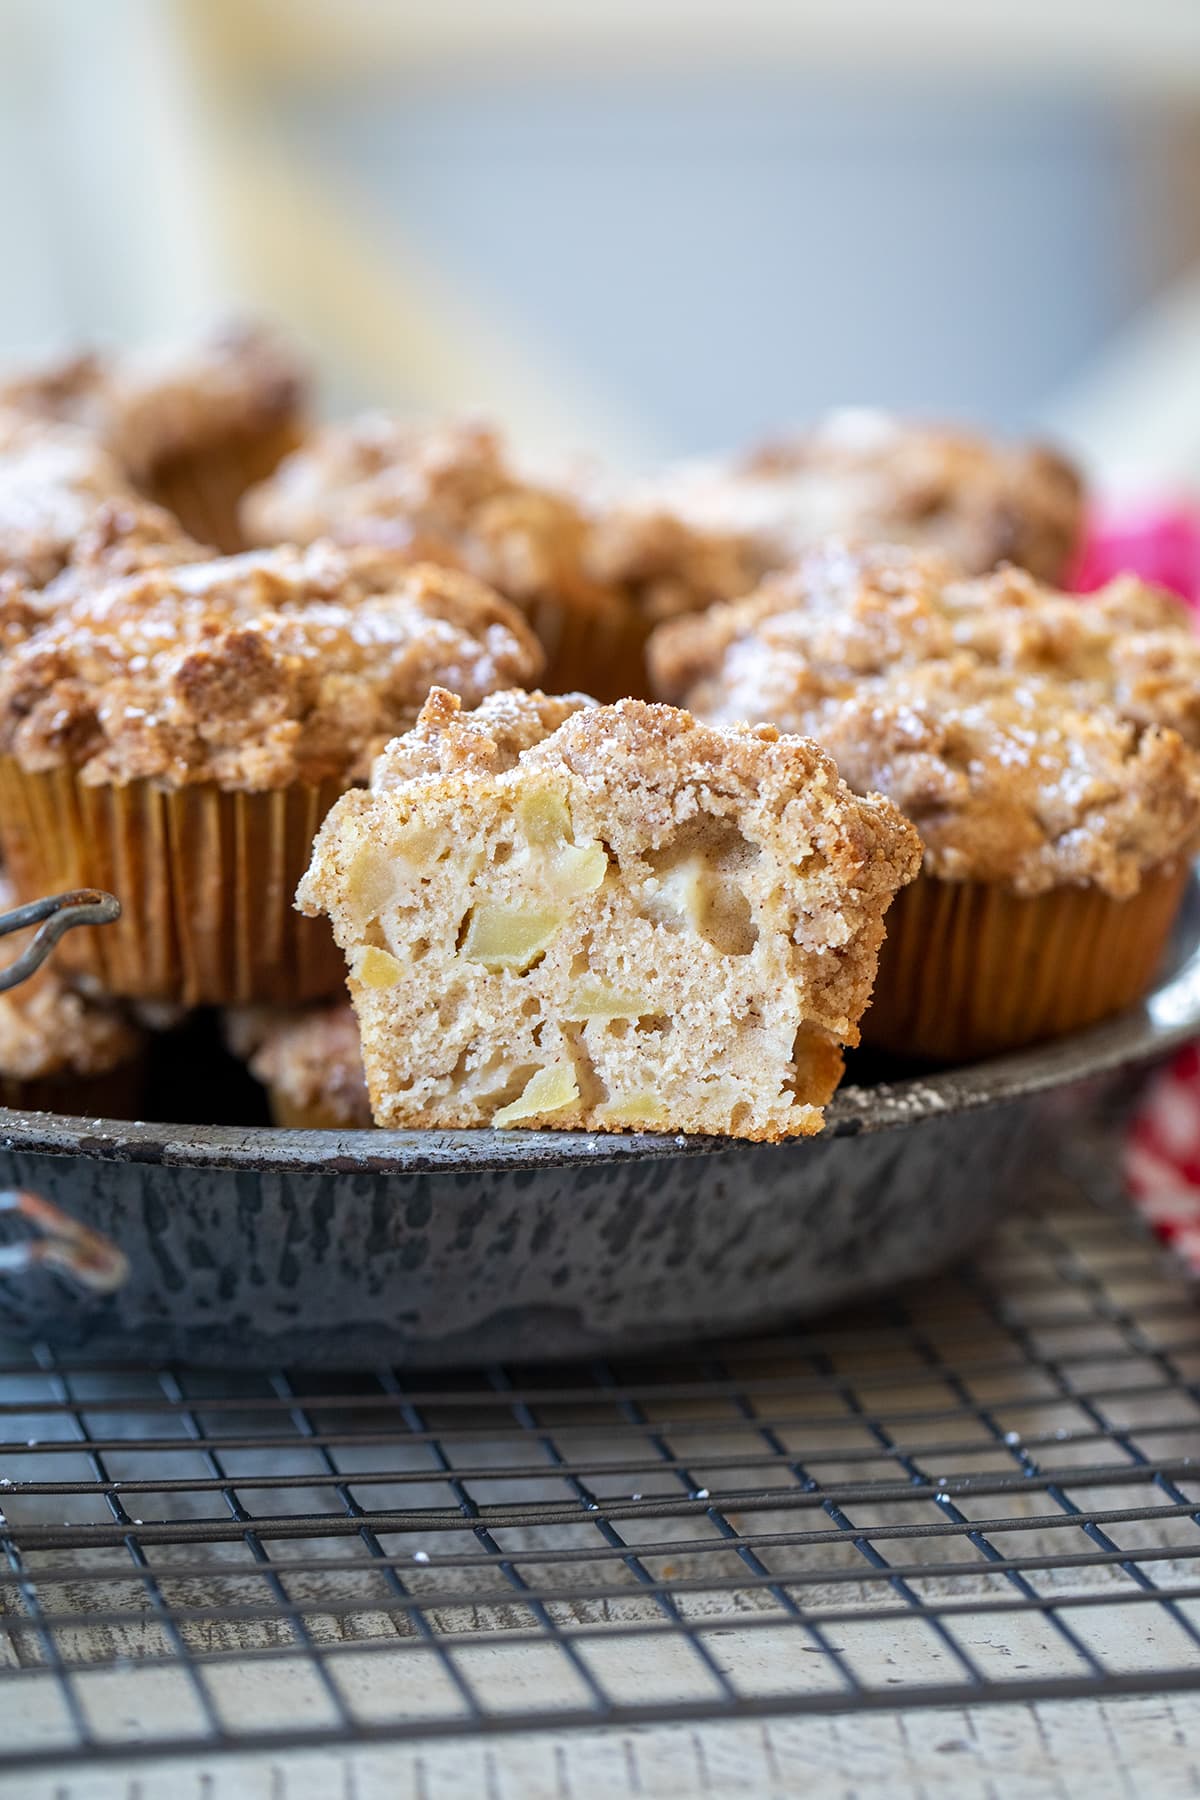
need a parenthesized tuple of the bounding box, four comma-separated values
(604, 411, 1084, 613)
(0, 411, 208, 606)
(0, 320, 307, 481)
(298, 688, 920, 1140)
(243, 415, 630, 629)
(0, 544, 544, 790)
(650, 546, 1200, 897)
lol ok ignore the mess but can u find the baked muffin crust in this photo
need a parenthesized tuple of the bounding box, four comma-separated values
(0, 320, 306, 481)
(298, 688, 920, 1140)
(243, 414, 623, 622)
(0, 544, 543, 790)
(626, 411, 1084, 588)
(650, 546, 1200, 897)
(0, 411, 207, 601)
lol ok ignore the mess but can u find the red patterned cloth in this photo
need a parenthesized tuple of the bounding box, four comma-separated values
(1076, 503, 1200, 1263)
(1126, 1045, 1200, 1274)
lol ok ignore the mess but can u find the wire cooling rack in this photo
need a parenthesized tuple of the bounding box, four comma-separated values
(2, 1142, 1200, 1775)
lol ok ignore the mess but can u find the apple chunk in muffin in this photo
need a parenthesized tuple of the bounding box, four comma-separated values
(296, 689, 920, 1140)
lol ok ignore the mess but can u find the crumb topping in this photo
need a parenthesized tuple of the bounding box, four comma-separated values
(243, 415, 627, 622)
(0, 319, 307, 478)
(612, 411, 1084, 597)
(650, 546, 1200, 896)
(0, 411, 208, 603)
(0, 544, 544, 790)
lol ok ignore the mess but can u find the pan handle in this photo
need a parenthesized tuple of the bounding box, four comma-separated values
(0, 1189, 129, 1295)
(0, 889, 121, 993)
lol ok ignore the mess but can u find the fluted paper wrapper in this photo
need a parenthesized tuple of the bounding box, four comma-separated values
(529, 591, 651, 701)
(0, 761, 346, 1007)
(863, 863, 1191, 1064)
(144, 423, 302, 555)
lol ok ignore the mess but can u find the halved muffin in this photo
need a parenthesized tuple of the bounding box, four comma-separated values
(297, 688, 920, 1140)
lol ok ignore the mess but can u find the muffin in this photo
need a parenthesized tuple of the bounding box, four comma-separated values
(600, 411, 1085, 616)
(229, 1002, 371, 1129)
(0, 878, 144, 1115)
(651, 549, 1200, 1060)
(1, 320, 307, 553)
(297, 687, 920, 1140)
(0, 545, 543, 1006)
(242, 415, 639, 697)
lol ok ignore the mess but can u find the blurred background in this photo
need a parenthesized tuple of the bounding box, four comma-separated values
(1, 0, 1199, 486)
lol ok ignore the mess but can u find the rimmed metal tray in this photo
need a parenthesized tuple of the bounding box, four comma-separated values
(0, 877, 1197, 1367)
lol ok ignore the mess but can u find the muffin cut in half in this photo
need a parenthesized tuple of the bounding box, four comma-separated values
(297, 688, 921, 1140)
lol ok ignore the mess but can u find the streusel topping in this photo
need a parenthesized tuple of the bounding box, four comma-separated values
(243, 415, 624, 619)
(247, 1003, 372, 1128)
(618, 410, 1084, 590)
(650, 550, 1200, 896)
(0, 320, 307, 478)
(0, 412, 206, 600)
(0, 544, 543, 790)
(649, 543, 1200, 741)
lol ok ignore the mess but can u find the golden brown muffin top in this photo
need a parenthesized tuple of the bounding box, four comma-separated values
(650, 547, 1200, 897)
(0, 878, 142, 1080)
(581, 501, 762, 622)
(650, 543, 1200, 735)
(817, 660, 1200, 898)
(621, 410, 1085, 588)
(246, 1003, 371, 1128)
(363, 686, 920, 904)
(0, 544, 544, 791)
(0, 410, 208, 599)
(0, 320, 307, 479)
(243, 414, 626, 621)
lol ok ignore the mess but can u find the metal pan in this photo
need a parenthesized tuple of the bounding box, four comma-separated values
(0, 877, 1197, 1368)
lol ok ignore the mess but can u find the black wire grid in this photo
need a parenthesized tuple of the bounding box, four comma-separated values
(3, 1151, 1200, 1773)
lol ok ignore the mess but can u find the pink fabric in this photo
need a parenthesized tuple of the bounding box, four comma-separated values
(1126, 1047, 1200, 1275)
(1071, 503, 1200, 609)
(1071, 505, 1200, 1263)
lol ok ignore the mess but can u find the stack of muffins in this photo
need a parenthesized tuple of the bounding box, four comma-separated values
(0, 324, 1194, 1140)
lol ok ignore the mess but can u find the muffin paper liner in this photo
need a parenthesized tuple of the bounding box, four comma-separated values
(0, 761, 346, 1006)
(143, 423, 303, 555)
(863, 863, 1191, 1064)
(528, 591, 651, 701)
